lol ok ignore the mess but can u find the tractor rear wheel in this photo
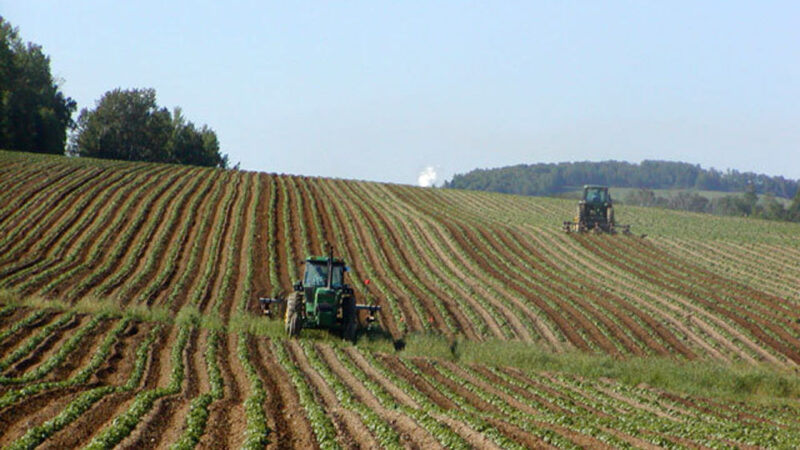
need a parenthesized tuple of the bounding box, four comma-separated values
(342, 296, 357, 342)
(285, 292, 303, 337)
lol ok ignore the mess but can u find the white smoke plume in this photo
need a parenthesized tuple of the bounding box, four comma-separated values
(417, 166, 437, 187)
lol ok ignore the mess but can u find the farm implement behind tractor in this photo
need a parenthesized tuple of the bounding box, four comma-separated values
(563, 185, 631, 234)
(258, 247, 380, 342)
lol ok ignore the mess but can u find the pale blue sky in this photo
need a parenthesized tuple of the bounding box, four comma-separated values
(4, 1, 799, 185)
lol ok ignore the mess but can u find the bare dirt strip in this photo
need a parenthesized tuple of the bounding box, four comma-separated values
(250, 174, 274, 311)
(341, 180, 480, 339)
(293, 176, 323, 255)
(40, 323, 165, 449)
(197, 174, 243, 314)
(284, 339, 379, 449)
(0, 166, 106, 263)
(273, 175, 293, 292)
(539, 229, 751, 362)
(252, 337, 318, 450)
(316, 343, 444, 449)
(0, 165, 141, 283)
(201, 331, 249, 449)
(109, 168, 208, 306)
(0, 164, 81, 230)
(334, 179, 464, 338)
(587, 236, 800, 364)
(14, 165, 173, 299)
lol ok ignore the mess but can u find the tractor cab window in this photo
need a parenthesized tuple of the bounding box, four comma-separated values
(304, 262, 344, 287)
(584, 188, 608, 203)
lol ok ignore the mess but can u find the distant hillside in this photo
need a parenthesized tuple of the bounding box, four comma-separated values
(444, 160, 799, 199)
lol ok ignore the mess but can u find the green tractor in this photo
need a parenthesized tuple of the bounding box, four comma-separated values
(258, 247, 380, 342)
(563, 185, 631, 234)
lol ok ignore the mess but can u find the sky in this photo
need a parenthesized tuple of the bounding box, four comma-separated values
(3, 1, 800, 185)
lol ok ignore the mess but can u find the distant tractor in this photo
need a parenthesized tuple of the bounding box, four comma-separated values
(563, 185, 631, 234)
(258, 247, 380, 342)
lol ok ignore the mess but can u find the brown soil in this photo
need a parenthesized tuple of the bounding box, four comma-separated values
(249, 174, 273, 312)
(0, 167, 106, 265)
(0, 166, 135, 283)
(197, 174, 243, 314)
(3, 313, 84, 379)
(285, 340, 379, 449)
(59, 168, 185, 303)
(118, 325, 200, 449)
(341, 181, 478, 339)
(91, 168, 194, 303)
(20, 166, 171, 299)
(0, 385, 88, 446)
(38, 322, 163, 449)
(317, 343, 444, 449)
(111, 169, 208, 306)
(0, 311, 56, 359)
(200, 331, 248, 449)
(585, 236, 800, 364)
(251, 337, 318, 450)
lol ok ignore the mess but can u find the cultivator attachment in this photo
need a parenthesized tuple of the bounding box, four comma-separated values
(563, 185, 631, 235)
(355, 303, 381, 324)
(563, 221, 631, 235)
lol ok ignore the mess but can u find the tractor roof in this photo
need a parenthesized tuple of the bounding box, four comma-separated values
(583, 185, 609, 189)
(305, 256, 346, 265)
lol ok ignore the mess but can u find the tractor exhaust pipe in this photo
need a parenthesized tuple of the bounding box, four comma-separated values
(326, 245, 333, 289)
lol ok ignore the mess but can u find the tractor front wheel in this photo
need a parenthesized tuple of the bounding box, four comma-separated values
(285, 292, 303, 337)
(342, 296, 357, 342)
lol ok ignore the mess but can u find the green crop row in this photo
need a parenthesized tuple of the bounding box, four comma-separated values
(25, 165, 173, 298)
(6, 323, 158, 450)
(0, 311, 76, 372)
(170, 330, 224, 450)
(237, 333, 271, 449)
(300, 340, 403, 449)
(0, 313, 104, 384)
(271, 340, 339, 450)
(333, 345, 471, 448)
(85, 324, 189, 449)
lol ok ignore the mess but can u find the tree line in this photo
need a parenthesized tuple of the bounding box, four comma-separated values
(445, 160, 798, 199)
(0, 17, 228, 168)
(445, 160, 800, 222)
(623, 187, 800, 222)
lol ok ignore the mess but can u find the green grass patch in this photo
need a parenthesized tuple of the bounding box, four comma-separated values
(400, 335, 800, 403)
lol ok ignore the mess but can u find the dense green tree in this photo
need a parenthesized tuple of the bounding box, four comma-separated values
(445, 160, 798, 200)
(0, 17, 76, 154)
(70, 88, 228, 168)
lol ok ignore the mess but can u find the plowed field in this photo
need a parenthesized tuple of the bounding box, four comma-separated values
(1, 150, 799, 448)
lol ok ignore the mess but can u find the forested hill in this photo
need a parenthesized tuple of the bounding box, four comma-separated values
(444, 160, 799, 199)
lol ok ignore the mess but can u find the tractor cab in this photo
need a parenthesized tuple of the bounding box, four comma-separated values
(583, 186, 609, 205)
